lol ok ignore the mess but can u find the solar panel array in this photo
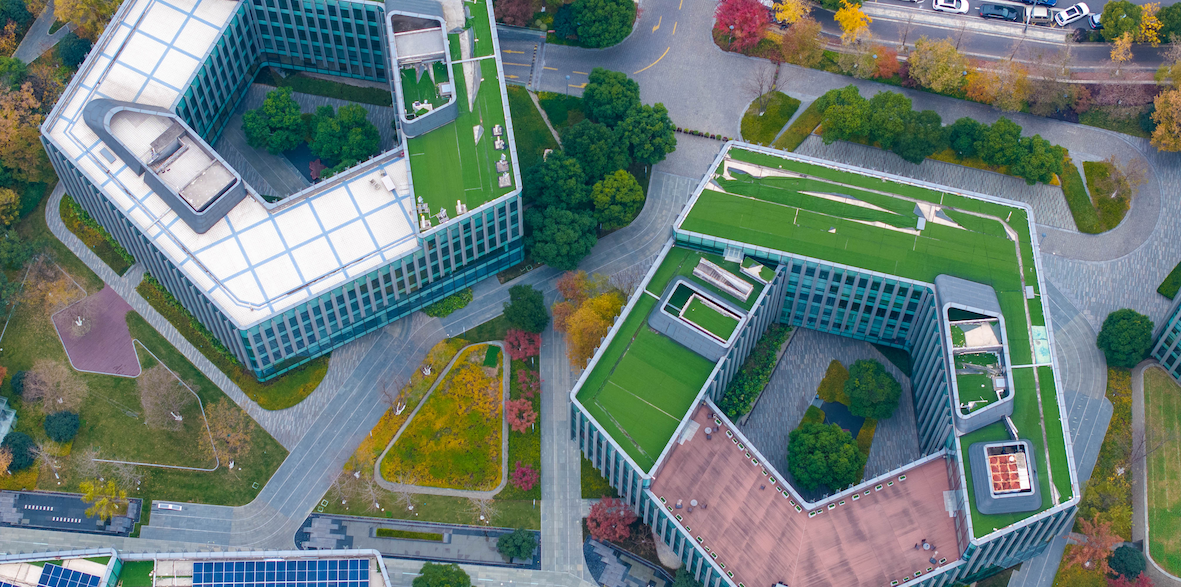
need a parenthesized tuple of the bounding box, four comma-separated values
(38, 564, 101, 587)
(192, 560, 370, 587)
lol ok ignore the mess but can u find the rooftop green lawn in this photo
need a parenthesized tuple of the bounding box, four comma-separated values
(400, 66, 449, 116)
(645, 247, 766, 311)
(956, 373, 996, 405)
(683, 296, 740, 340)
(575, 294, 717, 471)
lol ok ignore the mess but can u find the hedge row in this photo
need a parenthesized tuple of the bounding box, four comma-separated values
(675, 127, 731, 142)
(61, 194, 135, 271)
(717, 324, 791, 419)
(423, 287, 474, 318)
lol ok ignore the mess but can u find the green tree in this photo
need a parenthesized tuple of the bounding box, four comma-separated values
(616, 103, 677, 166)
(672, 568, 703, 587)
(504, 285, 549, 333)
(242, 87, 304, 154)
(1097, 309, 1154, 368)
(58, 33, 93, 68)
(1159, 3, 1181, 40)
(310, 104, 381, 173)
(0, 230, 31, 270)
(571, 0, 636, 48)
(0, 431, 33, 472)
(1101, 0, 1143, 42)
(0, 0, 32, 29)
(818, 86, 869, 144)
(55, 0, 118, 40)
(523, 153, 590, 209)
(892, 110, 947, 165)
(866, 91, 912, 149)
(0, 187, 18, 226)
(44, 411, 80, 443)
(591, 169, 644, 230)
(844, 359, 902, 419)
(907, 37, 968, 94)
(0, 57, 26, 90)
(525, 206, 598, 271)
(496, 528, 537, 561)
(1010, 135, 1064, 185)
(561, 120, 630, 182)
(80, 479, 127, 521)
(412, 563, 471, 587)
(1109, 545, 1147, 579)
(582, 68, 640, 126)
(976, 117, 1025, 168)
(787, 422, 865, 491)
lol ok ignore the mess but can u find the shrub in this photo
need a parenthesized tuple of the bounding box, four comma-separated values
(844, 359, 902, 420)
(1109, 545, 1146, 579)
(497, 528, 537, 561)
(412, 563, 470, 587)
(801, 405, 825, 424)
(423, 288, 474, 318)
(817, 360, 850, 404)
(506, 398, 537, 433)
(717, 325, 791, 418)
(10, 370, 25, 397)
(1097, 309, 1154, 369)
(510, 462, 540, 491)
(856, 418, 877, 457)
(504, 285, 549, 333)
(44, 411, 80, 443)
(1, 431, 34, 472)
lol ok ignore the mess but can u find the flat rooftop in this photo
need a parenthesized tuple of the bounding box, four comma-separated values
(675, 144, 1074, 538)
(650, 405, 960, 587)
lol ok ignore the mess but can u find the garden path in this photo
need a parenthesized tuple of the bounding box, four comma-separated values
(373, 341, 511, 498)
(12, 0, 72, 64)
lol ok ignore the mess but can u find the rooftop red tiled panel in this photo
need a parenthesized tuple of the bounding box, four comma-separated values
(649, 405, 962, 587)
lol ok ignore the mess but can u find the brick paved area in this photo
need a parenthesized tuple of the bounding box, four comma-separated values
(52, 286, 140, 377)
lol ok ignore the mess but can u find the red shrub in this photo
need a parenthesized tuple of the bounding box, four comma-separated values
(495, 0, 536, 27)
(511, 461, 539, 491)
(587, 496, 637, 543)
(517, 369, 540, 398)
(506, 329, 541, 360)
(506, 398, 537, 433)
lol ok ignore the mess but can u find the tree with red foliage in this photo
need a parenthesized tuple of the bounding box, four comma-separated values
(587, 496, 637, 543)
(556, 271, 590, 306)
(511, 461, 539, 491)
(506, 398, 537, 433)
(873, 45, 900, 79)
(517, 369, 540, 398)
(495, 0, 537, 27)
(715, 0, 768, 53)
(506, 330, 541, 361)
(1065, 515, 1123, 575)
(1110, 575, 1154, 587)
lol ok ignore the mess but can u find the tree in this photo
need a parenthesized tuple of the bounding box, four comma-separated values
(0, 21, 14, 57)
(591, 170, 644, 231)
(0, 0, 31, 29)
(495, 0, 536, 27)
(56, 0, 119, 40)
(58, 33, 93, 68)
(616, 103, 677, 166)
(1110, 575, 1155, 587)
(967, 61, 1029, 111)
(413, 563, 471, 587)
(866, 91, 912, 149)
(1066, 515, 1122, 574)
(10, 370, 26, 397)
(582, 68, 640, 126)
(0, 82, 51, 183)
(562, 120, 630, 182)
(80, 479, 128, 521)
(1, 431, 33, 472)
(781, 17, 824, 68)
(0, 187, 18, 226)
(715, 0, 767, 53)
(557, 270, 592, 304)
(565, 291, 624, 365)
(908, 37, 969, 94)
(497, 528, 536, 561)
(504, 285, 549, 333)
(24, 359, 89, 414)
(1111, 32, 1134, 76)
(138, 364, 194, 431)
(976, 117, 1025, 168)
(1152, 87, 1181, 151)
(571, 0, 635, 48)
(1110, 545, 1147, 579)
(1092, 154, 1148, 202)
(0, 57, 26, 90)
(44, 411, 80, 443)
(1097, 309, 1154, 368)
(835, 0, 871, 44)
(525, 206, 598, 271)
(787, 422, 865, 491)
(243, 87, 304, 154)
(746, 63, 785, 114)
(1011, 135, 1064, 185)
(774, 0, 808, 24)
(505, 329, 541, 361)
(892, 110, 947, 165)
(843, 359, 902, 419)
(506, 398, 537, 433)
(1160, 3, 1181, 40)
(818, 85, 869, 144)
(523, 153, 590, 210)
(672, 568, 703, 587)
(204, 399, 252, 463)
(587, 496, 636, 542)
(1101, 1, 1142, 42)
(509, 462, 539, 491)
(837, 39, 878, 79)
(873, 45, 900, 79)
(310, 104, 381, 173)
(0, 447, 10, 476)
(516, 369, 540, 398)
(1140, 2, 1162, 45)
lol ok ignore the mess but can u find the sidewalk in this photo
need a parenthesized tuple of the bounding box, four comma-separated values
(13, 0, 72, 64)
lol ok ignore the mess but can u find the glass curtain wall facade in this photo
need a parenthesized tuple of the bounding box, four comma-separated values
(1152, 302, 1181, 381)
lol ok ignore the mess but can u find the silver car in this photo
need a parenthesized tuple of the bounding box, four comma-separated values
(1054, 2, 1090, 26)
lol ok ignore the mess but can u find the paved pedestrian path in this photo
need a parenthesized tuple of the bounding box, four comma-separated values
(12, 0, 72, 64)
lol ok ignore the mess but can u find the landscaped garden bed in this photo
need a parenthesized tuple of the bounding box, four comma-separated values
(1159, 261, 1181, 300)
(740, 91, 800, 146)
(59, 195, 134, 276)
(375, 528, 444, 541)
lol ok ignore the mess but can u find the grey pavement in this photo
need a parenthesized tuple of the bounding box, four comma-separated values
(13, 0, 72, 64)
(301, 515, 537, 568)
(738, 327, 921, 498)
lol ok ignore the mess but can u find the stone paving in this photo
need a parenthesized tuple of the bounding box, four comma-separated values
(738, 328, 921, 499)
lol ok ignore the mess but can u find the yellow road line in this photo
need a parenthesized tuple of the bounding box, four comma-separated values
(634, 46, 670, 74)
(573, 70, 589, 75)
(679, 0, 684, 9)
(673, 21, 677, 35)
(543, 66, 557, 70)
(506, 74, 519, 79)
(569, 83, 586, 89)
(504, 49, 525, 53)
(652, 15, 662, 32)
(503, 62, 531, 67)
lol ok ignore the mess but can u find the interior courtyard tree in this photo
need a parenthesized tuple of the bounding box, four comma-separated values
(309, 104, 381, 176)
(243, 87, 304, 154)
(843, 359, 902, 419)
(43, 411, 80, 443)
(1097, 308, 1155, 368)
(587, 496, 637, 542)
(787, 422, 865, 491)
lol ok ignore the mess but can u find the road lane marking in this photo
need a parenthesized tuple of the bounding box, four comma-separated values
(633, 46, 670, 74)
(673, 21, 677, 34)
(573, 70, 589, 74)
(569, 83, 586, 88)
(506, 74, 519, 79)
(544, 66, 557, 70)
(504, 62, 531, 66)
(653, 15, 662, 31)
(504, 49, 525, 53)
(679, 0, 684, 9)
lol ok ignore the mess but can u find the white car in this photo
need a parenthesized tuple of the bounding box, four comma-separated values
(156, 502, 183, 511)
(1054, 2, 1090, 26)
(933, 0, 970, 13)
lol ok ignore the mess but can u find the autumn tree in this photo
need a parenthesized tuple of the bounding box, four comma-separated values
(0, 22, 16, 56)
(565, 290, 625, 365)
(0, 188, 18, 226)
(773, 0, 808, 24)
(0, 82, 51, 182)
(835, 0, 871, 44)
(1141, 2, 1162, 45)
(506, 398, 537, 433)
(516, 369, 540, 398)
(510, 462, 539, 491)
(23, 257, 84, 312)
(1152, 87, 1181, 151)
(1065, 515, 1122, 574)
(781, 17, 824, 68)
(56, 0, 121, 40)
(557, 270, 592, 305)
(873, 45, 900, 79)
(80, 479, 128, 521)
(587, 496, 637, 542)
(204, 400, 252, 463)
(505, 329, 541, 361)
(715, 0, 767, 53)
(495, 0, 536, 27)
(0, 447, 11, 475)
(1109, 574, 1155, 587)
(966, 61, 1029, 111)
(837, 39, 877, 79)
(138, 364, 194, 431)
(1112, 32, 1134, 76)
(908, 37, 969, 94)
(24, 359, 89, 415)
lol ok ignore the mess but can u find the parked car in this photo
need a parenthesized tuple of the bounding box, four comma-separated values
(1088, 12, 1102, 28)
(1054, 2, 1090, 25)
(979, 3, 1022, 21)
(934, 0, 970, 13)
(156, 503, 183, 511)
(1030, 5, 1053, 24)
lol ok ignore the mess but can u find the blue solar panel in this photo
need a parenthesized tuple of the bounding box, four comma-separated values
(192, 560, 368, 587)
(37, 564, 101, 587)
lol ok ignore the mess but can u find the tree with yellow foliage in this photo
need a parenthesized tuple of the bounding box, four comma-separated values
(0, 188, 18, 227)
(834, 0, 871, 44)
(1140, 2, 1162, 46)
(773, 0, 809, 25)
(80, 479, 128, 521)
(1111, 31, 1134, 76)
(565, 291, 625, 365)
(0, 22, 17, 56)
(1151, 88, 1181, 151)
(0, 82, 52, 183)
(55, 0, 120, 41)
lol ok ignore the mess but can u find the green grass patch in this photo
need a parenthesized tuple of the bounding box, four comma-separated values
(118, 562, 155, 587)
(483, 344, 501, 367)
(375, 528, 444, 540)
(801, 405, 825, 424)
(1145, 366, 1181, 574)
(1079, 105, 1152, 140)
(507, 86, 559, 171)
(1158, 261, 1181, 300)
(1060, 157, 1103, 234)
(1038, 365, 1072, 506)
(581, 456, 619, 499)
(322, 491, 540, 529)
(461, 314, 510, 343)
(60, 194, 134, 276)
(400, 66, 449, 117)
(956, 373, 996, 409)
(681, 296, 739, 340)
(536, 92, 585, 130)
(772, 99, 825, 152)
(1084, 159, 1131, 231)
(254, 68, 393, 107)
(136, 274, 329, 409)
(740, 92, 801, 146)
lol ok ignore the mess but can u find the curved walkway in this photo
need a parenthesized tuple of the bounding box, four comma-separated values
(1132, 361, 1181, 587)
(374, 341, 511, 499)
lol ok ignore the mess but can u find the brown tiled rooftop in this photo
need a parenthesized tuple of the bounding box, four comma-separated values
(649, 405, 962, 587)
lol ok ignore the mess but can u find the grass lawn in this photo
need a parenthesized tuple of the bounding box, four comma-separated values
(321, 491, 540, 530)
(581, 456, 619, 499)
(682, 296, 739, 340)
(59, 195, 134, 276)
(254, 68, 393, 107)
(740, 91, 801, 146)
(1084, 159, 1131, 231)
(381, 344, 504, 490)
(1060, 156, 1103, 234)
(772, 98, 824, 152)
(461, 314, 509, 343)
(955, 373, 995, 408)
(1079, 106, 1152, 140)
(1145, 366, 1181, 575)
(118, 562, 155, 587)
(375, 528, 444, 540)
(136, 275, 329, 410)
(400, 66, 448, 116)
(1159, 260, 1181, 300)
(506, 86, 559, 171)
(536, 92, 585, 131)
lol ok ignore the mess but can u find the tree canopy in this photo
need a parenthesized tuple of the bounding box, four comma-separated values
(1101, 0, 1142, 42)
(1109, 545, 1147, 579)
(571, 0, 635, 48)
(309, 104, 381, 174)
(243, 87, 305, 154)
(592, 169, 644, 231)
(561, 120, 630, 183)
(892, 109, 947, 164)
(582, 68, 640, 126)
(412, 563, 470, 587)
(617, 102, 676, 166)
(44, 411, 80, 443)
(56, 0, 121, 41)
(1097, 309, 1154, 368)
(0, 57, 26, 90)
(715, 0, 768, 52)
(818, 85, 869, 144)
(947, 117, 984, 159)
(586, 496, 637, 542)
(975, 116, 1024, 168)
(58, 33, 93, 68)
(866, 91, 912, 149)
(504, 284, 549, 333)
(523, 153, 590, 209)
(496, 528, 537, 561)
(525, 206, 598, 271)
(843, 359, 902, 420)
(907, 37, 968, 94)
(1010, 135, 1064, 185)
(787, 422, 865, 491)
(1, 431, 32, 472)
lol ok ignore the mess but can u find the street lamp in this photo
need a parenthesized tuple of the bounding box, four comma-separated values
(565, 74, 570, 95)
(728, 24, 735, 50)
